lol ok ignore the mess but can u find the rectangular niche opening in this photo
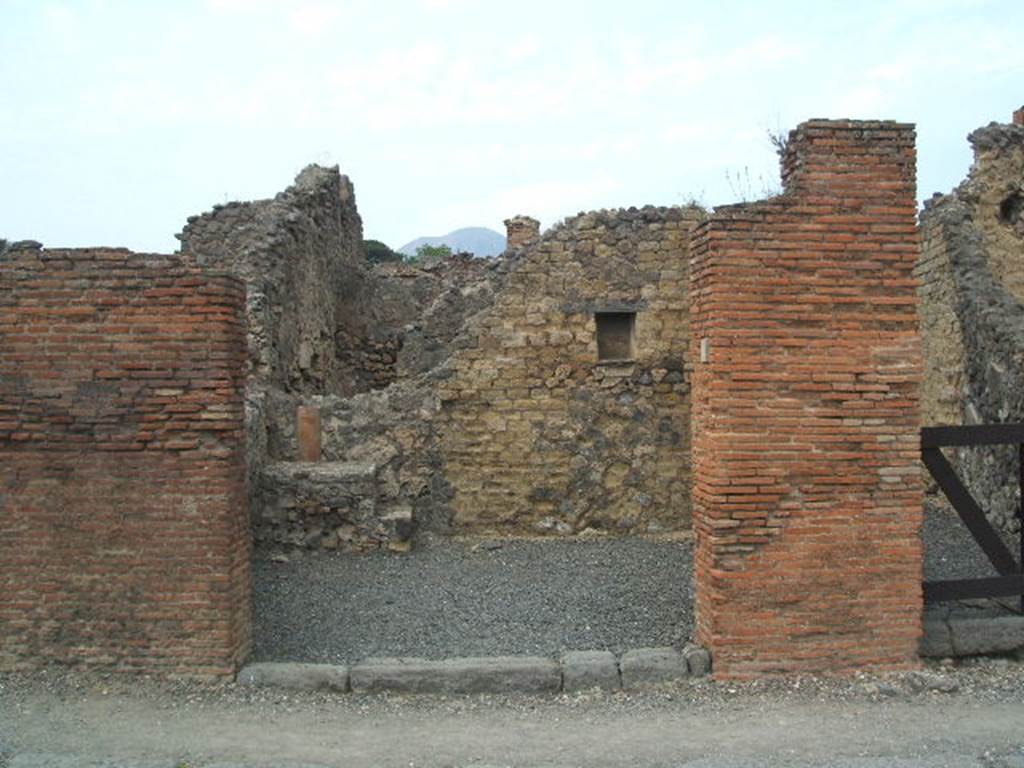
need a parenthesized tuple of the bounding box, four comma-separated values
(595, 311, 636, 361)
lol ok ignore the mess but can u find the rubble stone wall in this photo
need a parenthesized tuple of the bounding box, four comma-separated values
(918, 117, 1024, 535)
(691, 121, 923, 677)
(0, 246, 249, 676)
(364, 254, 503, 384)
(177, 166, 384, 537)
(178, 165, 365, 396)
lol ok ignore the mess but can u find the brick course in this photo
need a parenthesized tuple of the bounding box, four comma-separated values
(0, 247, 250, 676)
(690, 121, 923, 677)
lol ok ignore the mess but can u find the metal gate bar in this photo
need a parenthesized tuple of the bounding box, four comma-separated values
(921, 424, 1024, 605)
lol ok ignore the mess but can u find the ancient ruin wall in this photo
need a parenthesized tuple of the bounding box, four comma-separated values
(363, 254, 502, 385)
(0, 246, 249, 676)
(177, 165, 365, 395)
(918, 116, 1024, 535)
(177, 165, 376, 534)
(435, 206, 703, 535)
(691, 121, 922, 677)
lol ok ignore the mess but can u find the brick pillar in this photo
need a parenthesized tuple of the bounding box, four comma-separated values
(504, 215, 540, 250)
(689, 120, 923, 677)
(1013, 107, 1024, 126)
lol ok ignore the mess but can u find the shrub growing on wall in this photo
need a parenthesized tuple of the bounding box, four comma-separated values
(411, 243, 452, 263)
(363, 239, 402, 264)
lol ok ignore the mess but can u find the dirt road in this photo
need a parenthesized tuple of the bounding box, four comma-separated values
(2, 662, 1024, 767)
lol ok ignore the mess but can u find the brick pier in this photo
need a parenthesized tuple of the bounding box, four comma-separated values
(689, 121, 923, 677)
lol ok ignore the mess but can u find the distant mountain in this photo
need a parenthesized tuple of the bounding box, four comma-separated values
(399, 227, 506, 258)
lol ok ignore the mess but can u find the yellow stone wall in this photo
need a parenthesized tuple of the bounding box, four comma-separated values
(436, 206, 704, 535)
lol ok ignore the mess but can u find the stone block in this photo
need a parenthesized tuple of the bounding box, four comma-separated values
(919, 618, 954, 658)
(950, 615, 1024, 656)
(682, 643, 712, 676)
(619, 647, 688, 688)
(561, 650, 620, 691)
(350, 655, 561, 695)
(236, 662, 349, 692)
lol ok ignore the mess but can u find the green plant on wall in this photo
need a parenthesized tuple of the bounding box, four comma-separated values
(363, 238, 402, 264)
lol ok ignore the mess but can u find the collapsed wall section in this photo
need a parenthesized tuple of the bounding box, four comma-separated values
(690, 121, 923, 676)
(918, 115, 1024, 536)
(0, 246, 249, 676)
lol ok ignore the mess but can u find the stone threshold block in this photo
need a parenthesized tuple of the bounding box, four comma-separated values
(561, 650, 621, 691)
(619, 647, 689, 688)
(238, 647, 710, 696)
(921, 613, 1024, 658)
(236, 662, 350, 692)
(350, 656, 561, 695)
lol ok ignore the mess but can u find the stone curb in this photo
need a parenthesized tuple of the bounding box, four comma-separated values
(237, 646, 711, 695)
(620, 647, 689, 688)
(562, 650, 620, 691)
(236, 661, 350, 692)
(351, 655, 561, 694)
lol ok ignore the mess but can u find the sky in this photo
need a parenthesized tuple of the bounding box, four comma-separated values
(1, 0, 1022, 253)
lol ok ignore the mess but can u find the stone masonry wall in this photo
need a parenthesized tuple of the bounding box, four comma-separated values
(0, 246, 250, 676)
(918, 115, 1024, 536)
(177, 166, 374, 538)
(364, 254, 502, 384)
(690, 121, 923, 677)
(177, 165, 364, 395)
(436, 206, 704, 535)
(263, 207, 701, 542)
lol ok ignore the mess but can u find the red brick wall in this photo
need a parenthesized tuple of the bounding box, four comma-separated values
(690, 121, 923, 677)
(0, 247, 250, 676)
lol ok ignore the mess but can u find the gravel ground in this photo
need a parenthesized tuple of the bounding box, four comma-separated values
(922, 501, 1001, 581)
(252, 534, 694, 664)
(251, 504, 1015, 665)
(923, 501, 1024, 619)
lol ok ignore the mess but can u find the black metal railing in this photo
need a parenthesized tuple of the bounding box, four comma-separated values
(921, 424, 1024, 606)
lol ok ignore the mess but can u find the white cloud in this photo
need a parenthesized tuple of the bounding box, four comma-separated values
(507, 35, 541, 61)
(659, 121, 717, 144)
(833, 84, 887, 118)
(424, 176, 622, 237)
(721, 35, 801, 70)
(288, 3, 341, 37)
(418, 0, 471, 10)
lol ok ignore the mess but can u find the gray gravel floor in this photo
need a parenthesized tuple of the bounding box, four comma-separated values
(252, 504, 1016, 665)
(923, 500, 1024, 618)
(922, 502, 999, 582)
(252, 535, 695, 664)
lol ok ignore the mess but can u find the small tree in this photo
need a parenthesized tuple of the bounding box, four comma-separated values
(410, 243, 452, 263)
(363, 239, 402, 264)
